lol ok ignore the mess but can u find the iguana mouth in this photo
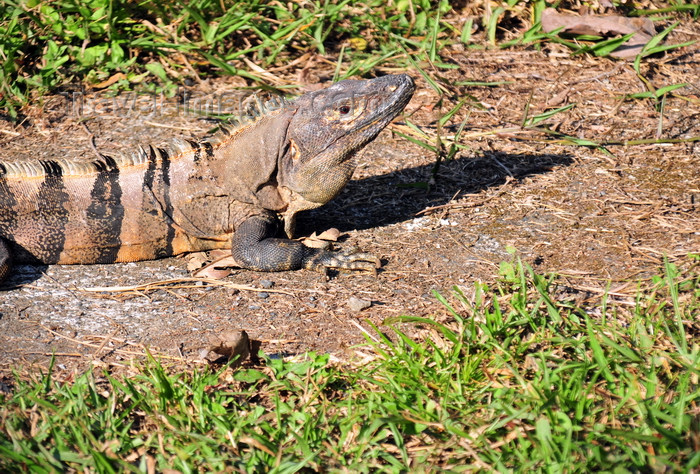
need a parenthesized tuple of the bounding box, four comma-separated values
(345, 74, 414, 134)
(366, 74, 415, 117)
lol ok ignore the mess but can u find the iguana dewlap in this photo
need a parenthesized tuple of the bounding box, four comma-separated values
(0, 74, 415, 282)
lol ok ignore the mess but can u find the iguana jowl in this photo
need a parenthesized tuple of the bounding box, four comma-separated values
(0, 74, 415, 282)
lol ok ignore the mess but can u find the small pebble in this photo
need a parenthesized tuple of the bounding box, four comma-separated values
(257, 292, 269, 299)
(259, 279, 274, 289)
(348, 296, 371, 312)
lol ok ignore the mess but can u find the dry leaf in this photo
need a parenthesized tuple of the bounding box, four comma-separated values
(317, 228, 341, 241)
(93, 72, 127, 89)
(193, 265, 231, 279)
(302, 228, 341, 249)
(192, 254, 238, 279)
(541, 8, 656, 59)
(209, 249, 230, 259)
(547, 87, 571, 107)
(301, 239, 330, 249)
(186, 252, 210, 272)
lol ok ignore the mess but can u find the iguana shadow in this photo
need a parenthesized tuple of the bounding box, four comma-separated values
(1, 263, 49, 291)
(300, 151, 574, 234)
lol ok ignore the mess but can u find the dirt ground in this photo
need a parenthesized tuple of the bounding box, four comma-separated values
(0, 23, 698, 375)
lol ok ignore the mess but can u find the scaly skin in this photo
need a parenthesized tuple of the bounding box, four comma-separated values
(0, 74, 415, 282)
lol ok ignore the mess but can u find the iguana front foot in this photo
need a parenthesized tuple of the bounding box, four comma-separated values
(305, 247, 380, 275)
(231, 215, 380, 274)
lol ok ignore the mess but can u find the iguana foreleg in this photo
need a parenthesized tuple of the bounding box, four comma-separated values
(231, 214, 379, 274)
(0, 239, 10, 282)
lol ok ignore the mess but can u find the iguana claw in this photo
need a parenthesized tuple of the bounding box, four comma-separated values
(307, 247, 381, 275)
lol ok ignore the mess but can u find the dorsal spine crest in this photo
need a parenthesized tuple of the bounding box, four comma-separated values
(0, 91, 291, 180)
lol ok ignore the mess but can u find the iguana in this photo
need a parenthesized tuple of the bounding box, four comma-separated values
(0, 74, 415, 282)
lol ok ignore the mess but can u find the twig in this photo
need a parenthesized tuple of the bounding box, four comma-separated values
(78, 277, 295, 296)
(348, 319, 379, 343)
(80, 122, 104, 160)
(40, 325, 187, 361)
(92, 329, 120, 359)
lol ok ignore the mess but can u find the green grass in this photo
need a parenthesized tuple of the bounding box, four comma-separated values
(0, 0, 452, 116)
(2, 0, 697, 118)
(1, 256, 698, 471)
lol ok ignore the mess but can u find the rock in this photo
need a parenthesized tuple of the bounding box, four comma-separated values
(348, 296, 371, 312)
(207, 330, 250, 366)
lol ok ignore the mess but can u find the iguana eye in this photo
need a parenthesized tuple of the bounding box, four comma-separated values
(338, 105, 351, 115)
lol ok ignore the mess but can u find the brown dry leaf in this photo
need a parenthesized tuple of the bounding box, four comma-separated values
(189, 249, 238, 278)
(302, 228, 341, 248)
(547, 87, 571, 107)
(541, 8, 657, 59)
(301, 239, 329, 249)
(209, 249, 230, 259)
(317, 228, 341, 241)
(92, 72, 127, 89)
(186, 252, 210, 272)
(192, 254, 238, 279)
(193, 264, 231, 279)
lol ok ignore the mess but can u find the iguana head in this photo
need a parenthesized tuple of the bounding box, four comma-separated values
(278, 74, 414, 237)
